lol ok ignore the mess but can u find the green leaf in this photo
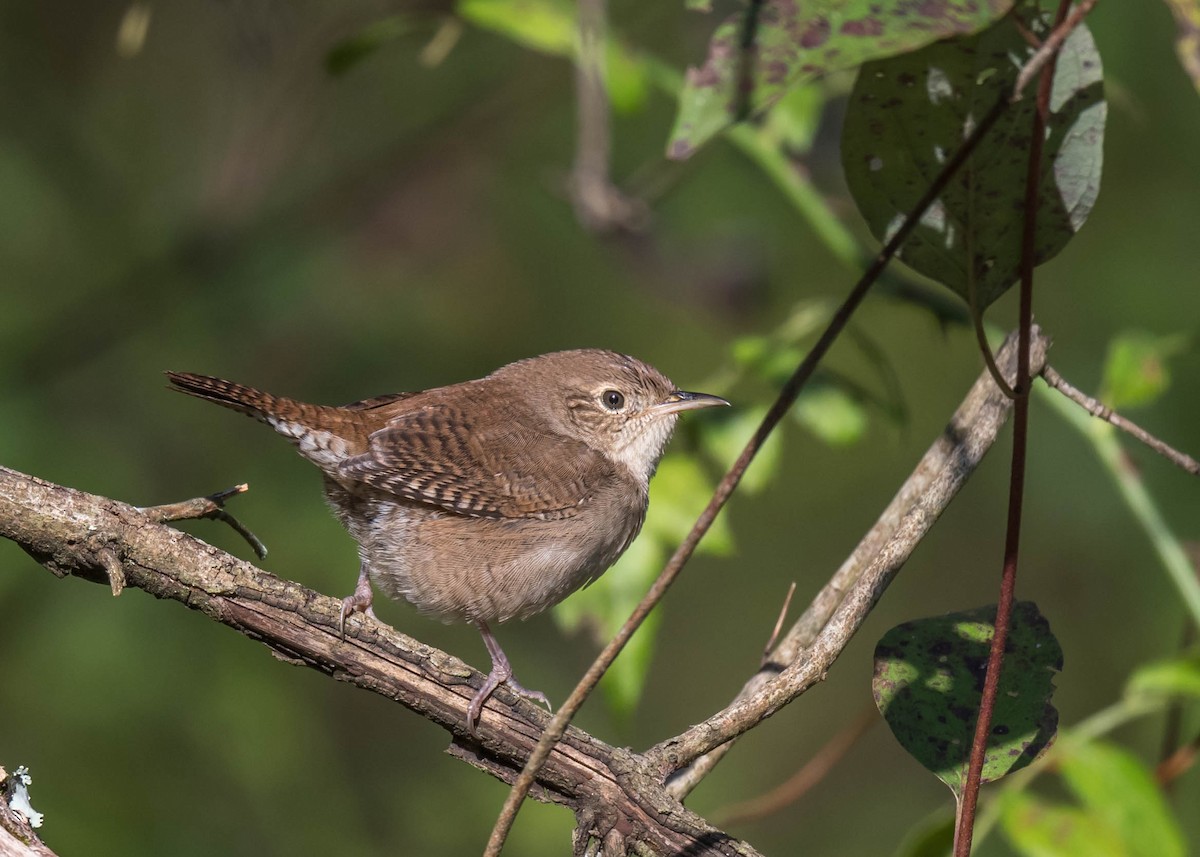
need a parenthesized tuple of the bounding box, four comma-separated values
(1126, 652, 1200, 700)
(325, 16, 420, 76)
(1000, 792, 1126, 857)
(457, 0, 575, 55)
(1099, 331, 1189, 411)
(552, 533, 664, 719)
(892, 810, 955, 857)
(668, 0, 1013, 160)
(842, 13, 1106, 308)
(1057, 740, 1185, 857)
(793, 382, 868, 446)
(872, 601, 1062, 797)
(607, 41, 650, 114)
(763, 83, 825, 153)
(643, 454, 734, 555)
(1163, 0, 1200, 96)
(698, 406, 782, 494)
(457, 0, 648, 112)
(551, 452, 731, 717)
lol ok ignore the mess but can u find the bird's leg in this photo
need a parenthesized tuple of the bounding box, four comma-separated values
(339, 561, 377, 638)
(467, 621, 552, 736)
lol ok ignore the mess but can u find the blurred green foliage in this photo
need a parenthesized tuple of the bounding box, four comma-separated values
(1, 2, 1198, 856)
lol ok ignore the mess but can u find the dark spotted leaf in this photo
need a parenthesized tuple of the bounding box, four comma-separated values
(842, 13, 1106, 308)
(873, 601, 1062, 797)
(668, 0, 1013, 160)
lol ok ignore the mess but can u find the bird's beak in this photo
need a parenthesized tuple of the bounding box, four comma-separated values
(653, 390, 730, 416)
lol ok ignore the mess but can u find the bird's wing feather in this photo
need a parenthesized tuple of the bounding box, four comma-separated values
(336, 401, 614, 519)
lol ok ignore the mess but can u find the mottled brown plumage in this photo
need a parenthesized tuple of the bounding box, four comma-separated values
(166, 350, 727, 733)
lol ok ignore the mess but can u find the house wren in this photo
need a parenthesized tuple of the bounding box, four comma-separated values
(166, 350, 727, 733)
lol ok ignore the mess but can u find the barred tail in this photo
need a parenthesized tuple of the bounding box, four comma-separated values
(165, 372, 291, 420)
(166, 372, 371, 467)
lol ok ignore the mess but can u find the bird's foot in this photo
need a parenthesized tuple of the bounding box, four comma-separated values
(503, 676, 552, 714)
(466, 664, 552, 737)
(339, 566, 377, 639)
(467, 621, 553, 736)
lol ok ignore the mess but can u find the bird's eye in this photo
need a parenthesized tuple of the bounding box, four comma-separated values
(600, 389, 625, 411)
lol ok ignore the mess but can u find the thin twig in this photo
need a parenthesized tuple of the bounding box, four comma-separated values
(715, 704, 876, 827)
(1040, 365, 1200, 476)
(762, 582, 796, 667)
(1012, 0, 1100, 99)
(954, 1, 1073, 851)
(96, 548, 125, 597)
(139, 483, 268, 559)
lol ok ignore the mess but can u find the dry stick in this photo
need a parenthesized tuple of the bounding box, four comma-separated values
(714, 704, 877, 827)
(647, 328, 1051, 780)
(1040, 365, 1200, 476)
(139, 483, 268, 559)
(953, 2, 1073, 852)
(762, 582, 797, 666)
(483, 88, 1028, 857)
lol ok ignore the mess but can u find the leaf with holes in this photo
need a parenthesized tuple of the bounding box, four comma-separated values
(842, 12, 1106, 308)
(873, 601, 1062, 797)
(668, 0, 1013, 160)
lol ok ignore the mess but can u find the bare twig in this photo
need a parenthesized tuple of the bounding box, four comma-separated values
(715, 704, 877, 827)
(1040, 365, 1200, 476)
(1013, 0, 1101, 99)
(762, 582, 796, 667)
(647, 328, 1051, 783)
(139, 483, 268, 559)
(96, 547, 125, 596)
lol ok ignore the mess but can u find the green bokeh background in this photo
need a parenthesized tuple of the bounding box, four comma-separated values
(1, 2, 1197, 855)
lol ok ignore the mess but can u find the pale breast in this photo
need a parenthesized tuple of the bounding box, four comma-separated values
(362, 485, 646, 624)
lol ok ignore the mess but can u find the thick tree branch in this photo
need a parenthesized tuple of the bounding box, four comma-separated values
(0, 468, 760, 857)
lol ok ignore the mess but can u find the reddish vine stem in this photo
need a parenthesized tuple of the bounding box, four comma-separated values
(952, 2, 1072, 853)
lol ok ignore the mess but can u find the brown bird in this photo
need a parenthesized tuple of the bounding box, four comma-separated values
(166, 350, 727, 733)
